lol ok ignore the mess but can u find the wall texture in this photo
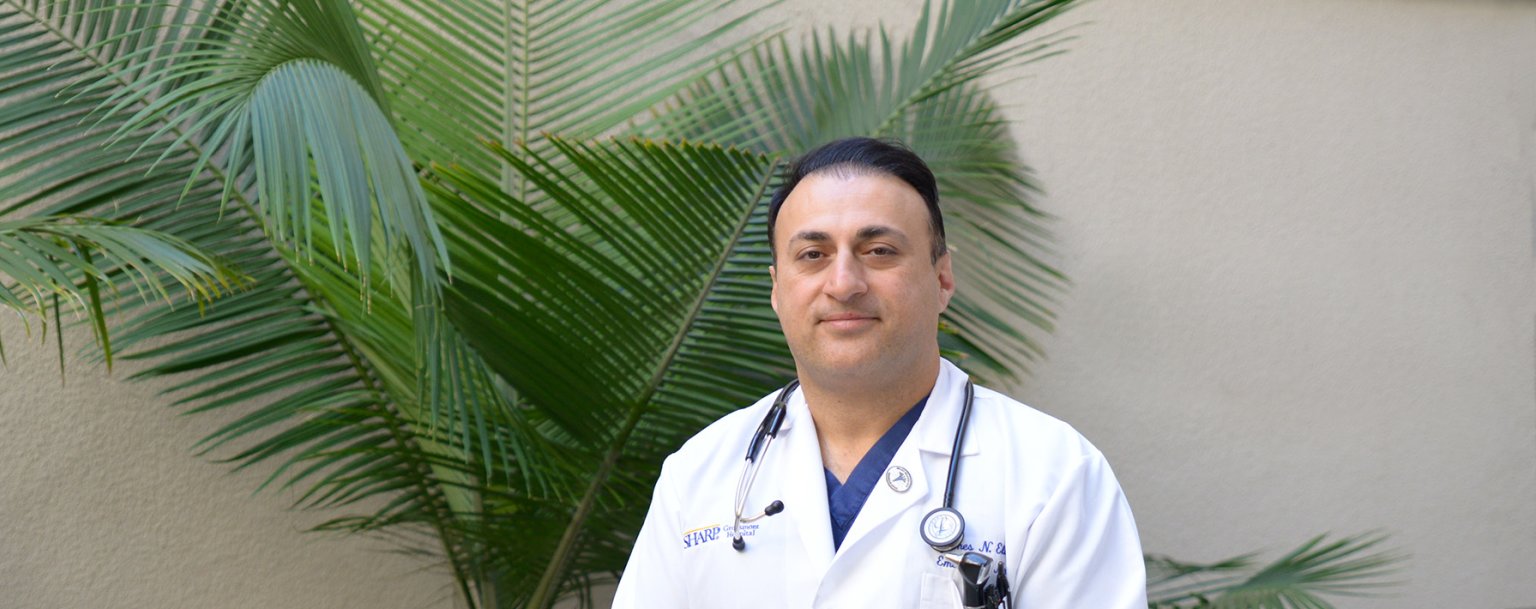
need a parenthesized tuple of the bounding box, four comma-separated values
(0, 333, 452, 609)
(2, 1, 1532, 608)
(999, 2, 1536, 608)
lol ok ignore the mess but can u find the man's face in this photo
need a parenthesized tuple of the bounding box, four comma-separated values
(770, 172, 955, 382)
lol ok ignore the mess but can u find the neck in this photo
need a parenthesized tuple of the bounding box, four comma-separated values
(799, 357, 940, 481)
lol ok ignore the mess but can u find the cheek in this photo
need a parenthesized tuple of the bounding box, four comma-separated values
(777, 285, 812, 315)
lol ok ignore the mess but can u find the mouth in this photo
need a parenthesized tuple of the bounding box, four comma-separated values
(818, 312, 877, 329)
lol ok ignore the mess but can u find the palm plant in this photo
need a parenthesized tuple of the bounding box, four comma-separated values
(0, 1, 1399, 607)
(1147, 533, 1402, 608)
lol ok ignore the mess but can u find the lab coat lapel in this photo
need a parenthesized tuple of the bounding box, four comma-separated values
(829, 429, 932, 557)
(775, 390, 835, 582)
(914, 359, 983, 457)
(833, 360, 976, 558)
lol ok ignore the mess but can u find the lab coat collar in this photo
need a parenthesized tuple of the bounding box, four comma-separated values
(914, 358, 983, 458)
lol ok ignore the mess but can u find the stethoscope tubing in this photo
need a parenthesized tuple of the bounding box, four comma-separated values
(733, 381, 797, 544)
(733, 377, 976, 550)
(941, 380, 976, 509)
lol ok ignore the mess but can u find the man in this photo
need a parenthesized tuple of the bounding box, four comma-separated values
(613, 138, 1146, 608)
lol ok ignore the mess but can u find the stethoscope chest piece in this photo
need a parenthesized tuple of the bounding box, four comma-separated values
(920, 506, 966, 552)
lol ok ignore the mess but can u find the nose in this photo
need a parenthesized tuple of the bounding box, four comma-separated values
(823, 254, 868, 302)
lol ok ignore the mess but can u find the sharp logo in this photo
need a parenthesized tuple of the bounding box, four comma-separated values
(681, 524, 758, 549)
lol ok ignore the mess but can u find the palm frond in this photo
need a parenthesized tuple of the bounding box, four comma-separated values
(60, 0, 502, 555)
(0, 216, 234, 369)
(348, 0, 781, 467)
(108, 219, 487, 605)
(85, 0, 448, 290)
(429, 135, 781, 607)
(1, 3, 483, 602)
(649, 0, 1076, 152)
(357, 0, 778, 180)
(1147, 533, 1404, 609)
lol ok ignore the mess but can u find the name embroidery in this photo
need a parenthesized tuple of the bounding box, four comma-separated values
(934, 540, 1007, 567)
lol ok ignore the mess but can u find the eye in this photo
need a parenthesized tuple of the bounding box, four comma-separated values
(798, 250, 825, 261)
(868, 246, 896, 256)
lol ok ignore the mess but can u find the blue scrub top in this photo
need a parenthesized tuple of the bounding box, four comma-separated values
(823, 396, 928, 550)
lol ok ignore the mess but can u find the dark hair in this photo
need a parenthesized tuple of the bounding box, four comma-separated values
(767, 137, 946, 263)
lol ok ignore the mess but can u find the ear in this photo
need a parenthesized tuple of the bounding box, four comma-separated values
(935, 252, 956, 313)
(769, 264, 780, 313)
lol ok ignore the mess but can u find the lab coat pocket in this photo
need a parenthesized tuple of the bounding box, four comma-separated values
(920, 572, 963, 609)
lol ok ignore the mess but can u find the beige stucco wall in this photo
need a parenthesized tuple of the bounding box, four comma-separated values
(0, 334, 453, 609)
(3, 1, 1533, 608)
(999, 2, 1536, 608)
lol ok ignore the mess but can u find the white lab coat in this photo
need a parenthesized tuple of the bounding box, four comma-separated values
(613, 359, 1146, 608)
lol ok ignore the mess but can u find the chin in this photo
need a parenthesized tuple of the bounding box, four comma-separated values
(802, 352, 885, 379)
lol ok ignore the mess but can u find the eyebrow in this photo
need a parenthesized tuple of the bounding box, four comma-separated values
(856, 226, 905, 242)
(788, 225, 910, 245)
(789, 230, 831, 244)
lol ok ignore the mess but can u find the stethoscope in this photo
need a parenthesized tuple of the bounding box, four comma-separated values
(730, 378, 1009, 607)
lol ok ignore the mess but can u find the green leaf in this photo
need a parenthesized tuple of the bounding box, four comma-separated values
(1147, 533, 1405, 609)
(358, 0, 780, 179)
(0, 216, 235, 370)
(1, 3, 479, 602)
(90, 0, 449, 291)
(430, 135, 781, 607)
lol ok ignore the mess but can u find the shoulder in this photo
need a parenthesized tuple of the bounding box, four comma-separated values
(967, 385, 1112, 476)
(963, 385, 1134, 531)
(932, 359, 1103, 464)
